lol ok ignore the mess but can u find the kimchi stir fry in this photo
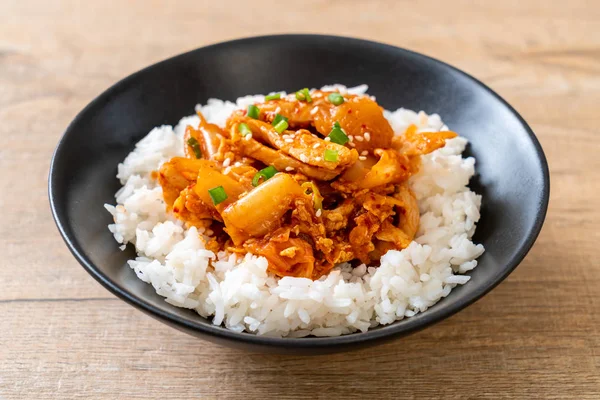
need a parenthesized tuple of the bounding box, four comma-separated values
(158, 89, 457, 279)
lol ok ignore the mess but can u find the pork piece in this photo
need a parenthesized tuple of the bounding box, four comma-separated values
(243, 119, 358, 170)
(158, 157, 207, 208)
(395, 124, 458, 156)
(244, 237, 316, 278)
(172, 186, 218, 227)
(334, 149, 415, 192)
(255, 91, 394, 151)
(183, 111, 225, 160)
(234, 135, 345, 181)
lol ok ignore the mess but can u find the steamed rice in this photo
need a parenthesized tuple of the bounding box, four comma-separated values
(105, 85, 484, 337)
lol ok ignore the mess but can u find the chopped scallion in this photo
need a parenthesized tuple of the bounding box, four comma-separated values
(252, 166, 278, 187)
(327, 124, 349, 145)
(324, 149, 339, 162)
(272, 113, 288, 126)
(247, 104, 260, 119)
(187, 137, 202, 159)
(265, 93, 281, 101)
(328, 92, 344, 105)
(238, 123, 252, 136)
(295, 88, 312, 103)
(273, 119, 289, 134)
(208, 186, 227, 205)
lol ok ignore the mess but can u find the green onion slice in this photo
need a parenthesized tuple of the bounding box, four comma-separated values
(238, 123, 252, 136)
(301, 181, 323, 210)
(247, 104, 260, 119)
(272, 113, 288, 126)
(328, 92, 344, 105)
(327, 124, 349, 145)
(187, 137, 202, 159)
(252, 166, 278, 187)
(265, 93, 281, 101)
(273, 119, 289, 134)
(324, 149, 339, 162)
(295, 88, 312, 103)
(208, 186, 227, 205)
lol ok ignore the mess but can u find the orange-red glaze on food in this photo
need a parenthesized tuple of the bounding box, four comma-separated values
(158, 89, 456, 279)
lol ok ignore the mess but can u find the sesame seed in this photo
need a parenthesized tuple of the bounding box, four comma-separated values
(285, 166, 295, 171)
(222, 158, 231, 167)
(359, 156, 367, 161)
(244, 134, 253, 141)
(223, 166, 232, 174)
(316, 209, 322, 217)
(312, 143, 320, 149)
(275, 107, 281, 113)
(282, 134, 290, 140)
(206, 229, 214, 236)
(285, 138, 294, 143)
(348, 135, 354, 142)
(354, 135, 364, 142)
(315, 156, 322, 161)
(300, 154, 309, 163)
(361, 150, 368, 156)
(324, 137, 331, 142)
(364, 132, 371, 141)
(349, 142, 356, 147)
(310, 106, 319, 115)
(234, 161, 242, 167)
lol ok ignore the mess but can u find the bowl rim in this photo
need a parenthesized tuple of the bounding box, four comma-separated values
(49, 33, 550, 349)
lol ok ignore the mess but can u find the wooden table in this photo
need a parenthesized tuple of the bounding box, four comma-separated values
(2, 0, 599, 398)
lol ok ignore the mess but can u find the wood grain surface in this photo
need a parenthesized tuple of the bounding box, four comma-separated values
(1, 0, 599, 398)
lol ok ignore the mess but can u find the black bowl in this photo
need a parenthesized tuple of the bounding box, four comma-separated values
(49, 35, 549, 354)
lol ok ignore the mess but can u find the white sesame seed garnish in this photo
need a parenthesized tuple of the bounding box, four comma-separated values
(348, 135, 354, 142)
(312, 143, 320, 149)
(316, 209, 322, 217)
(349, 142, 356, 147)
(244, 134, 253, 141)
(222, 158, 231, 167)
(285, 138, 294, 143)
(364, 132, 371, 141)
(324, 137, 331, 142)
(275, 106, 281, 113)
(206, 229, 214, 236)
(310, 106, 319, 115)
(354, 135, 364, 142)
(300, 154, 309, 163)
(234, 161, 242, 167)
(315, 156, 322, 161)
(282, 134, 290, 140)
(285, 166, 295, 171)
(359, 156, 367, 161)
(223, 166, 232, 175)
(361, 150, 368, 156)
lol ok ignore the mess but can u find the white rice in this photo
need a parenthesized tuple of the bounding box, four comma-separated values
(105, 85, 484, 337)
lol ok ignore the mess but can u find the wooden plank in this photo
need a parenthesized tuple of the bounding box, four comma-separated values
(1, 0, 598, 398)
